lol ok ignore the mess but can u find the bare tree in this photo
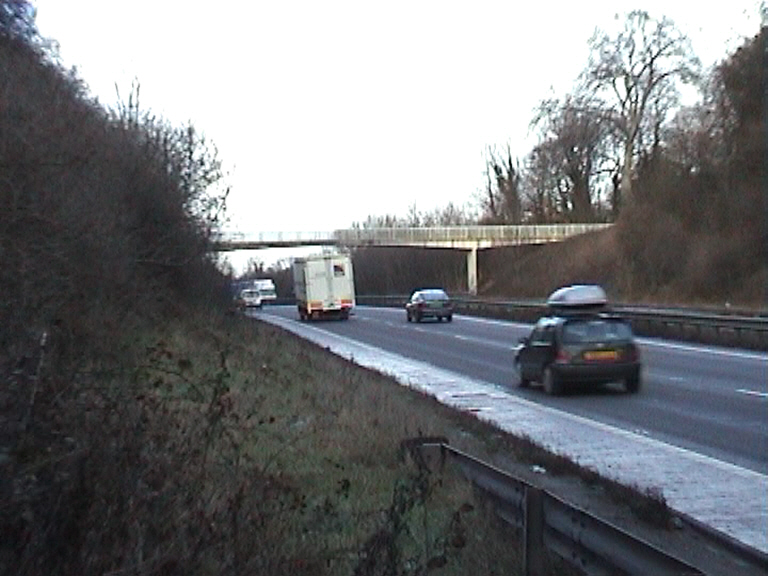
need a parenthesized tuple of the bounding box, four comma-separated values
(531, 95, 609, 221)
(582, 10, 700, 204)
(405, 203, 422, 227)
(477, 144, 522, 223)
(478, 164, 500, 222)
(354, 201, 477, 229)
(523, 142, 568, 223)
(432, 201, 477, 225)
(353, 213, 405, 229)
(0, 0, 36, 42)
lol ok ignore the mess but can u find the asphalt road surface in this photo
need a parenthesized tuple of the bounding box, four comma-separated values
(260, 305, 768, 475)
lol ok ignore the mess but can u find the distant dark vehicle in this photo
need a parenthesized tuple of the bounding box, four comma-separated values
(406, 289, 453, 323)
(514, 285, 641, 395)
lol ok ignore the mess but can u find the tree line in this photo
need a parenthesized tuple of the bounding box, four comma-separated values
(1, 3, 239, 572)
(0, 1, 230, 364)
(348, 10, 765, 303)
(359, 10, 762, 233)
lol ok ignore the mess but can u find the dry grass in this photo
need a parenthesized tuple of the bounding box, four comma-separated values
(6, 308, 563, 575)
(479, 227, 625, 299)
(478, 222, 767, 310)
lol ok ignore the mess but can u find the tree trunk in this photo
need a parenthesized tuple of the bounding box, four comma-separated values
(620, 143, 633, 205)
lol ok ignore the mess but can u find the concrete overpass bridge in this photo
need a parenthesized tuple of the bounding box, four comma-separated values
(213, 223, 612, 294)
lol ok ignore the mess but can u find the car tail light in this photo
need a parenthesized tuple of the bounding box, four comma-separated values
(625, 344, 640, 362)
(555, 349, 571, 363)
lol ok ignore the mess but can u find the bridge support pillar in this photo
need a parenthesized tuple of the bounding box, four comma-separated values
(467, 247, 478, 295)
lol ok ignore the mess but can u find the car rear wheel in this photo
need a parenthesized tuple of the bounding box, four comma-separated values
(543, 367, 562, 396)
(625, 374, 641, 394)
(514, 358, 528, 387)
(446, 314, 453, 322)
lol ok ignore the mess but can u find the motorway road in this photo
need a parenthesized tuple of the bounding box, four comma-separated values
(260, 305, 768, 475)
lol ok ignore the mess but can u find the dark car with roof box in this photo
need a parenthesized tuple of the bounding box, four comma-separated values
(514, 285, 641, 395)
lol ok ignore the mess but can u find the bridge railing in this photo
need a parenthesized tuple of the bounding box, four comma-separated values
(214, 230, 338, 244)
(332, 223, 612, 245)
(213, 224, 614, 249)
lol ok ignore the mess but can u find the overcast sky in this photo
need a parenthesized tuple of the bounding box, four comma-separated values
(33, 1, 762, 269)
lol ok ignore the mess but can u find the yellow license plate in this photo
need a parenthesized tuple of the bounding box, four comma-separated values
(584, 350, 619, 361)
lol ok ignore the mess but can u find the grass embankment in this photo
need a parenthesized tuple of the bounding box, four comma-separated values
(123, 311, 573, 574)
(7, 308, 593, 574)
(479, 225, 767, 309)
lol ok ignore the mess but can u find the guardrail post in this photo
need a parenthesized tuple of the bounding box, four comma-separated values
(524, 486, 545, 576)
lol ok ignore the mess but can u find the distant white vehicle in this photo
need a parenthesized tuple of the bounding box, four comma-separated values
(253, 278, 277, 303)
(235, 278, 277, 310)
(237, 288, 264, 309)
(292, 253, 355, 321)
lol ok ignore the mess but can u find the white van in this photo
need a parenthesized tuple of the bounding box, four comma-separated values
(253, 279, 277, 304)
(292, 253, 355, 320)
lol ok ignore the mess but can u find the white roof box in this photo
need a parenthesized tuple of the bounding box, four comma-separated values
(547, 284, 607, 311)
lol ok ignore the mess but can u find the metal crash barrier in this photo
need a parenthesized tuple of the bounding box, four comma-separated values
(404, 440, 705, 576)
(356, 296, 768, 351)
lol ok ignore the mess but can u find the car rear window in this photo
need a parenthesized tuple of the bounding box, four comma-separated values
(562, 319, 633, 343)
(422, 290, 449, 301)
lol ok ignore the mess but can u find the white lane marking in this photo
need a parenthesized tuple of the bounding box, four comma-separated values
(657, 375, 686, 383)
(261, 313, 768, 554)
(452, 333, 517, 351)
(365, 313, 516, 350)
(262, 313, 768, 482)
(303, 309, 768, 372)
(638, 338, 768, 362)
(415, 310, 768, 362)
(737, 389, 768, 399)
(360, 313, 767, 400)
(457, 314, 530, 329)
